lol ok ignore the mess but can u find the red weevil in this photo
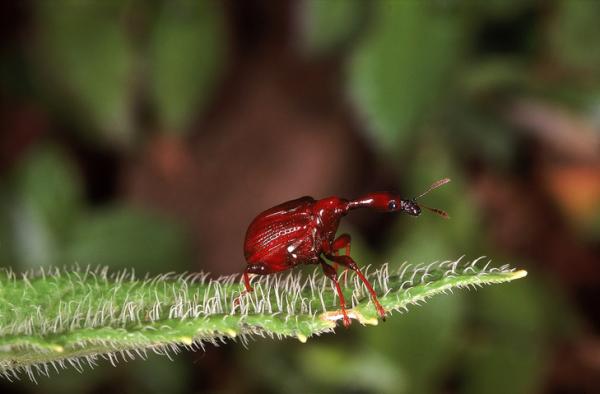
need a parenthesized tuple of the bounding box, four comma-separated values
(239, 178, 450, 327)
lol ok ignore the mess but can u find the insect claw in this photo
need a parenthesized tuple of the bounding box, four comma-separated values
(342, 315, 351, 328)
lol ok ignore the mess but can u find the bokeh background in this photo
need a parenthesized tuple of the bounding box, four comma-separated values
(1, 1, 599, 393)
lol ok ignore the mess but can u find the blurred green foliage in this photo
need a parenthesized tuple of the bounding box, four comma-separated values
(387, 143, 482, 264)
(3, 145, 83, 268)
(301, 0, 363, 54)
(31, 356, 188, 394)
(64, 205, 190, 272)
(35, 0, 226, 146)
(464, 280, 546, 394)
(348, 1, 464, 153)
(0, 145, 191, 273)
(150, 0, 225, 133)
(365, 295, 465, 394)
(37, 1, 134, 145)
(551, 0, 600, 72)
(301, 344, 405, 392)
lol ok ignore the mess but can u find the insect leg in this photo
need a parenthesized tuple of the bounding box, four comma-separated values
(233, 268, 255, 307)
(327, 254, 386, 320)
(320, 258, 351, 327)
(243, 271, 253, 292)
(332, 233, 351, 256)
(331, 233, 351, 282)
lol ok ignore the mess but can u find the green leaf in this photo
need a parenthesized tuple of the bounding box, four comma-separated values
(366, 294, 463, 394)
(349, 1, 464, 151)
(10, 146, 83, 268)
(36, 1, 134, 145)
(387, 143, 483, 265)
(130, 356, 188, 394)
(473, 0, 537, 19)
(0, 193, 17, 267)
(0, 258, 526, 380)
(64, 206, 190, 273)
(550, 0, 600, 72)
(299, 345, 405, 393)
(150, 0, 225, 133)
(15, 146, 83, 243)
(301, 0, 363, 54)
(463, 279, 549, 394)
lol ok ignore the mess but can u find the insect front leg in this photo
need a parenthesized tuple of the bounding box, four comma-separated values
(320, 258, 351, 327)
(332, 233, 351, 256)
(327, 254, 386, 320)
(329, 233, 352, 285)
(331, 233, 351, 282)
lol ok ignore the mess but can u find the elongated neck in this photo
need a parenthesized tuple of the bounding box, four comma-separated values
(347, 196, 377, 210)
(347, 192, 400, 212)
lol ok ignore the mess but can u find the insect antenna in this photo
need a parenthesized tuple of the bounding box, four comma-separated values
(419, 203, 449, 219)
(415, 178, 451, 199)
(415, 178, 451, 219)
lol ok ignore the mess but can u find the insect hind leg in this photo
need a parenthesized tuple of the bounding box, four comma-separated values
(234, 266, 260, 307)
(243, 271, 253, 292)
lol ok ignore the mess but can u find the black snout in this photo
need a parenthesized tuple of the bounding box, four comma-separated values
(401, 200, 421, 216)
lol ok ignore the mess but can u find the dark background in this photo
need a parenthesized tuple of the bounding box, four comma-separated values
(1, 1, 599, 393)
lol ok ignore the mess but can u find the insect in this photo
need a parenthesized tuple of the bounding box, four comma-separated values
(238, 178, 450, 327)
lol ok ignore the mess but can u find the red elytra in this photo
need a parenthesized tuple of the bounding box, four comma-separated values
(238, 178, 450, 327)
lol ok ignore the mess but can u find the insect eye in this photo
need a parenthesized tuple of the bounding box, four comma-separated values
(387, 201, 397, 210)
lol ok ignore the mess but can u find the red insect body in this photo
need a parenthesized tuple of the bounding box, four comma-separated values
(239, 179, 450, 327)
